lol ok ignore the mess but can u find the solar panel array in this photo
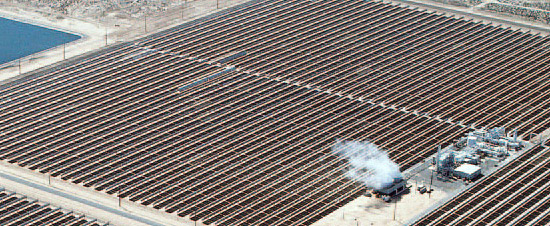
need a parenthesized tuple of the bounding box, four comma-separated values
(0, 57, 466, 225)
(0, 0, 550, 225)
(413, 145, 550, 226)
(0, 188, 106, 226)
(140, 0, 550, 138)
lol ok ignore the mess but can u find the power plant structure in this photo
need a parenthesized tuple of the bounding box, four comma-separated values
(464, 127, 522, 157)
(414, 145, 550, 226)
(372, 177, 408, 196)
(0, 0, 550, 225)
(434, 127, 524, 180)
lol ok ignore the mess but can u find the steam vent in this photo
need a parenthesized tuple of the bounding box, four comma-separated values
(1, 0, 550, 225)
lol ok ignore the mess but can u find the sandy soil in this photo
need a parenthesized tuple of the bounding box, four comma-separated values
(0, 0, 251, 83)
(313, 182, 448, 226)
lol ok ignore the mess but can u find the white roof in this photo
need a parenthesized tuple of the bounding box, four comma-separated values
(455, 164, 481, 174)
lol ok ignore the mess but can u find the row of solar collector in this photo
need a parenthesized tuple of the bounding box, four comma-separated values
(2, 0, 549, 224)
(0, 61, 466, 226)
(137, 0, 550, 139)
(0, 56, 222, 165)
(3, 0, 544, 148)
(0, 189, 105, 226)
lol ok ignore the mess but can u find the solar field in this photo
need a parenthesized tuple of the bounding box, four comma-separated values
(1, 0, 550, 225)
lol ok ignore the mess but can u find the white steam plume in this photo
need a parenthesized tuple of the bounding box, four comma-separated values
(332, 139, 402, 189)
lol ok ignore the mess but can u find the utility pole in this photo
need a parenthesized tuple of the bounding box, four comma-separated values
(182, 0, 187, 20)
(63, 43, 66, 60)
(105, 26, 108, 46)
(18, 59, 21, 75)
(217, 0, 219, 9)
(429, 169, 434, 199)
(114, 24, 120, 43)
(393, 199, 397, 221)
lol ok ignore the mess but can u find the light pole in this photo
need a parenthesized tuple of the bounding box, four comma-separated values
(114, 24, 120, 43)
(393, 199, 397, 221)
(104, 26, 108, 46)
(181, 0, 188, 20)
(429, 169, 434, 199)
(194, 207, 197, 226)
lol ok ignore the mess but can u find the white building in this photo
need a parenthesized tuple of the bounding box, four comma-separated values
(453, 164, 481, 180)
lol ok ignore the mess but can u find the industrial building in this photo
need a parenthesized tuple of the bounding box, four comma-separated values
(414, 145, 550, 226)
(372, 177, 408, 196)
(453, 164, 481, 180)
(0, 0, 550, 225)
(434, 127, 524, 181)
